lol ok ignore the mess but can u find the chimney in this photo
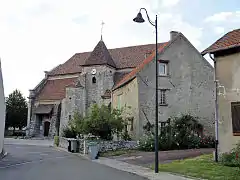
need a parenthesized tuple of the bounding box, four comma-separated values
(44, 71, 48, 78)
(170, 31, 179, 41)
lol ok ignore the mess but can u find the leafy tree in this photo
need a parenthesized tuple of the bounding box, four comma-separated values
(68, 104, 125, 140)
(5, 89, 28, 131)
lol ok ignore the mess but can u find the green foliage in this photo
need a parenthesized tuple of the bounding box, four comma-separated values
(62, 104, 125, 140)
(138, 114, 215, 151)
(83, 104, 124, 140)
(54, 136, 59, 146)
(220, 141, 240, 167)
(62, 125, 77, 138)
(138, 134, 155, 151)
(5, 89, 28, 130)
(121, 130, 132, 141)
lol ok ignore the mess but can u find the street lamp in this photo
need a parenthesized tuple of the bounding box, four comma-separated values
(133, 8, 159, 173)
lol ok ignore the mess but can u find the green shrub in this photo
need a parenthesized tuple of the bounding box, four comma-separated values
(62, 126, 77, 138)
(54, 136, 59, 146)
(221, 151, 240, 167)
(139, 114, 214, 152)
(138, 134, 155, 151)
(220, 141, 240, 167)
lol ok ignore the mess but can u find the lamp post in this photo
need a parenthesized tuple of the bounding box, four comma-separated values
(133, 8, 159, 173)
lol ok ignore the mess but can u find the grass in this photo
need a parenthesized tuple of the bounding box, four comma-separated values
(157, 154, 240, 180)
(99, 149, 139, 157)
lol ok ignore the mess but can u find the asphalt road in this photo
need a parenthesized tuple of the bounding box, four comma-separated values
(0, 144, 147, 180)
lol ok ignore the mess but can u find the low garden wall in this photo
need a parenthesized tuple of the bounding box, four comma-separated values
(59, 137, 138, 153)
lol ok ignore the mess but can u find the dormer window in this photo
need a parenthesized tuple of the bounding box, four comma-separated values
(92, 76, 96, 84)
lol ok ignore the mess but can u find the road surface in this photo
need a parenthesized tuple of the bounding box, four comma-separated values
(0, 144, 147, 180)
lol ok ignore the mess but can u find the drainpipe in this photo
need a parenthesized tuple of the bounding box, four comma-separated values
(209, 53, 219, 162)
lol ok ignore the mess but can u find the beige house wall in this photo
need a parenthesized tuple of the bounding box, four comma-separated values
(216, 52, 240, 153)
(112, 78, 139, 139)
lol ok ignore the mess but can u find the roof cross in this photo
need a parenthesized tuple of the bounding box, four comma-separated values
(101, 21, 105, 41)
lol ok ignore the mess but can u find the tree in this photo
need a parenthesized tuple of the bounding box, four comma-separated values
(5, 89, 28, 131)
(66, 104, 125, 140)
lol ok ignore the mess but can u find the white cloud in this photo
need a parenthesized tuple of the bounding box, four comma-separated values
(213, 26, 225, 35)
(0, 0, 203, 97)
(204, 11, 240, 23)
(161, 0, 180, 7)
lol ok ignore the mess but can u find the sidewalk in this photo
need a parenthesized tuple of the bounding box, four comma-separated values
(55, 146, 194, 180)
(4, 138, 54, 147)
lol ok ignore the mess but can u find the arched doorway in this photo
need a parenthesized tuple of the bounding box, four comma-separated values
(44, 121, 50, 137)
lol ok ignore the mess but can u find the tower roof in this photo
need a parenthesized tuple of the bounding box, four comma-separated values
(83, 40, 116, 68)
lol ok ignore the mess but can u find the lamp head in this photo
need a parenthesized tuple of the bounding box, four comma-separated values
(133, 12, 145, 23)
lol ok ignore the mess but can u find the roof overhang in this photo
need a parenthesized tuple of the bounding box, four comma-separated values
(34, 104, 53, 115)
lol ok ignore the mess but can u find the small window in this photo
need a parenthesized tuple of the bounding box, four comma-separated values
(159, 90, 167, 105)
(231, 102, 240, 135)
(92, 77, 96, 84)
(159, 63, 167, 76)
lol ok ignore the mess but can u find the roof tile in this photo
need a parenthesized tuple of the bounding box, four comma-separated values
(48, 42, 166, 76)
(36, 77, 78, 100)
(202, 28, 240, 55)
(113, 42, 169, 89)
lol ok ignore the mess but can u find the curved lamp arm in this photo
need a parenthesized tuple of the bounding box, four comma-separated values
(140, 8, 155, 26)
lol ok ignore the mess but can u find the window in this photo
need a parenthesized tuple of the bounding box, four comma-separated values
(159, 90, 167, 105)
(231, 102, 240, 135)
(159, 63, 167, 76)
(92, 77, 96, 84)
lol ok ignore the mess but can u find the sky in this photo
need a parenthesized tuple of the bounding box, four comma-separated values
(0, 0, 239, 98)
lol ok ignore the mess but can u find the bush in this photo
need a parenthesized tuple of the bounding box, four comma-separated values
(221, 141, 240, 167)
(62, 126, 77, 138)
(62, 104, 125, 140)
(54, 136, 59, 146)
(138, 134, 155, 151)
(139, 114, 215, 152)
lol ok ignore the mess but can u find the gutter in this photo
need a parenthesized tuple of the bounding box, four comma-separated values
(209, 53, 219, 162)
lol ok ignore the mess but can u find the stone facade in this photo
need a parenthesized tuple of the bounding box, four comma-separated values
(215, 51, 240, 154)
(113, 32, 215, 139)
(59, 65, 116, 136)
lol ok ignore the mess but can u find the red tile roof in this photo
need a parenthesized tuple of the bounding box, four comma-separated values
(202, 28, 240, 55)
(36, 77, 78, 100)
(48, 43, 166, 76)
(113, 42, 169, 90)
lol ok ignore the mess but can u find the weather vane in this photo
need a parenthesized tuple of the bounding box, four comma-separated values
(101, 21, 105, 41)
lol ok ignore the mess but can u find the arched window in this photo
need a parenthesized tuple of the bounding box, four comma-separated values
(92, 77, 96, 84)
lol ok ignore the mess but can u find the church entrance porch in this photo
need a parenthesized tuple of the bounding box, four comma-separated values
(34, 104, 53, 137)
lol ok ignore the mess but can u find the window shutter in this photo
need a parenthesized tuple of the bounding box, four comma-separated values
(231, 102, 240, 135)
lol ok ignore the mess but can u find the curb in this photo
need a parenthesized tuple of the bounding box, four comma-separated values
(0, 149, 8, 160)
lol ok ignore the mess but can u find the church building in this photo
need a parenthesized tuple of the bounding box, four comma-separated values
(27, 31, 215, 139)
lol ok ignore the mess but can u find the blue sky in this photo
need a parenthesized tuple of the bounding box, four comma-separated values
(0, 0, 239, 97)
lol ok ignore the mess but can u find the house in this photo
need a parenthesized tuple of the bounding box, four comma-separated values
(202, 28, 240, 154)
(27, 38, 166, 138)
(112, 31, 215, 139)
(0, 60, 6, 156)
(27, 31, 215, 140)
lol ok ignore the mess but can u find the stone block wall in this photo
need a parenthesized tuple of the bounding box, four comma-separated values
(59, 137, 138, 153)
(138, 34, 215, 137)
